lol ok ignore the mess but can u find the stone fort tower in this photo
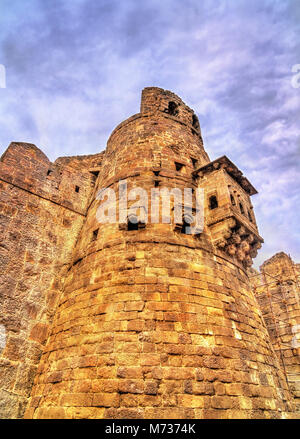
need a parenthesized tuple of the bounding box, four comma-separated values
(250, 252, 300, 412)
(0, 87, 297, 418)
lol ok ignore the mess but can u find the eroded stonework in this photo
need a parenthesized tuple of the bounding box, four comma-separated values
(0, 87, 298, 419)
(249, 252, 300, 412)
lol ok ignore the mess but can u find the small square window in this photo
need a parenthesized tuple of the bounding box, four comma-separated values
(191, 158, 198, 168)
(128, 220, 139, 231)
(92, 229, 99, 241)
(175, 162, 184, 172)
(209, 195, 218, 210)
(75, 186, 80, 193)
(165, 101, 179, 116)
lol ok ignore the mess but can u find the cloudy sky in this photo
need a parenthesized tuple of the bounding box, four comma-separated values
(0, 0, 299, 268)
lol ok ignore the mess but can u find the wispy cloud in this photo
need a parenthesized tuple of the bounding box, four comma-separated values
(0, 0, 299, 267)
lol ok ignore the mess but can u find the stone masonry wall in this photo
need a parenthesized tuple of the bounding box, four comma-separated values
(251, 253, 300, 412)
(24, 88, 295, 419)
(0, 143, 103, 418)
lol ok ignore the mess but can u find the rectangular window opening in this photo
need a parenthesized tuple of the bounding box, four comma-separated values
(128, 221, 139, 231)
(209, 195, 218, 210)
(191, 157, 198, 168)
(175, 162, 184, 172)
(92, 228, 99, 241)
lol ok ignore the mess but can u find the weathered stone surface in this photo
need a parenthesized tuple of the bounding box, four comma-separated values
(250, 252, 300, 413)
(0, 144, 103, 418)
(0, 87, 298, 419)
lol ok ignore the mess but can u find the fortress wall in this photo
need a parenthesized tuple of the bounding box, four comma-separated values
(24, 88, 295, 419)
(0, 143, 99, 418)
(252, 253, 300, 412)
(0, 142, 100, 214)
